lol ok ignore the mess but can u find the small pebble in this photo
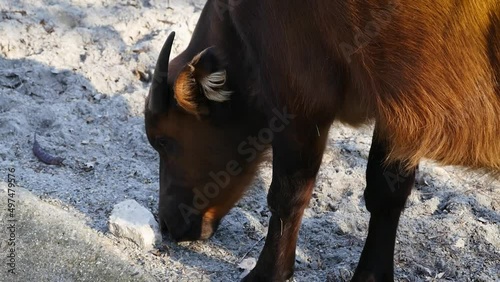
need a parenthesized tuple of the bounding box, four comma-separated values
(238, 258, 256, 278)
(454, 238, 465, 248)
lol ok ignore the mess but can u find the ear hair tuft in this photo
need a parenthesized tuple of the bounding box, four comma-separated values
(173, 47, 233, 116)
(200, 70, 232, 102)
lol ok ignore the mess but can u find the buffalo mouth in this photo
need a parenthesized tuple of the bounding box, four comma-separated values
(158, 207, 220, 242)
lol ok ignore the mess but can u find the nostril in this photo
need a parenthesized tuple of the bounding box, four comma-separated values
(158, 201, 205, 241)
(158, 219, 183, 242)
(170, 223, 192, 242)
(162, 216, 192, 242)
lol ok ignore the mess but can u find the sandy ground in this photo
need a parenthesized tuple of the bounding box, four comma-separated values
(0, 0, 499, 281)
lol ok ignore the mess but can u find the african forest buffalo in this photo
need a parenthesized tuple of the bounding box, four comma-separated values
(145, 0, 500, 281)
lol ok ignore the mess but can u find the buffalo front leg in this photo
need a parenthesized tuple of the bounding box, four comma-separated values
(242, 123, 330, 282)
(352, 133, 416, 282)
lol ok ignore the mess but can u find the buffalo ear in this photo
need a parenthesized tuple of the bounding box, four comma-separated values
(173, 47, 232, 116)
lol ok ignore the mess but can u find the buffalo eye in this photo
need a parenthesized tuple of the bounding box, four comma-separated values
(155, 136, 180, 155)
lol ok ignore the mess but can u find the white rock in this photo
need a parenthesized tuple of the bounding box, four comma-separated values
(454, 238, 465, 248)
(109, 199, 161, 250)
(238, 258, 257, 278)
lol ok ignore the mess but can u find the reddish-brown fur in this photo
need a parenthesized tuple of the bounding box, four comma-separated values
(145, 1, 499, 281)
(229, 0, 500, 171)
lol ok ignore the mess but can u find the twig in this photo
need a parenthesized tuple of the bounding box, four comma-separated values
(239, 236, 265, 262)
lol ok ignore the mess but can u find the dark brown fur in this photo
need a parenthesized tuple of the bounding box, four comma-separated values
(145, 1, 500, 281)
